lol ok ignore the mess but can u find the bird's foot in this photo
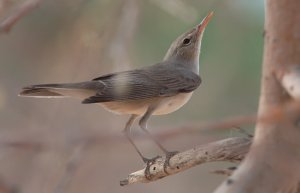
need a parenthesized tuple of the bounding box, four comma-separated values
(163, 150, 179, 173)
(165, 150, 179, 158)
(141, 151, 179, 179)
(142, 155, 162, 180)
(142, 155, 161, 165)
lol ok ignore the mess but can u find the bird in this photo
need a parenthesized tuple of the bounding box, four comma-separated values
(19, 12, 213, 163)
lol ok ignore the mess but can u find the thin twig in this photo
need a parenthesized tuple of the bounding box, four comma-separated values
(0, 0, 44, 33)
(0, 111, 275, 150)
(233, 126, 253, 138)
(212, 166, 237, 176)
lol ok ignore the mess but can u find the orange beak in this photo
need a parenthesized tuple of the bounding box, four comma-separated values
(197, 11, 214, 35)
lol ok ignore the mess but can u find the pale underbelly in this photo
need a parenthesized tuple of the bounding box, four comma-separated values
(100, 92, 193, 115)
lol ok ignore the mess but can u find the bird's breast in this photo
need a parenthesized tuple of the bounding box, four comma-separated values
(100, 92, 193, 115)
(153, 92, 193, 115)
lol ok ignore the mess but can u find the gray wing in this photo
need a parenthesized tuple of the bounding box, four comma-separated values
(82, 66, 201, 103)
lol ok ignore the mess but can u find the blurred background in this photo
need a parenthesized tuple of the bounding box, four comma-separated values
(0, 0, 264, 192)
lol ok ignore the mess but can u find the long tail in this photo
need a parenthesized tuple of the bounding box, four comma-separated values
(19, 81, 104, 99)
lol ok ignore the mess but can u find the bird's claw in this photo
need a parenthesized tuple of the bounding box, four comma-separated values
(165, 150, 179, 159)
(142, 155, 161, 165)
(163, 150, 179, 173)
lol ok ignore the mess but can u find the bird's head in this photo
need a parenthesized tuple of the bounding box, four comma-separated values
(163, 12, 214, 72)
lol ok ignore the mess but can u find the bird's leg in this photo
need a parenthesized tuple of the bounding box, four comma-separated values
(123, 114, 158, 163)
(139, 107, 179, 165)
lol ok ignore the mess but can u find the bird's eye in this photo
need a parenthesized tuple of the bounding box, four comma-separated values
(182, 38, 191, 45)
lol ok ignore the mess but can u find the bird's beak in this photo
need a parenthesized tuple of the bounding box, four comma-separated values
(197, 12, 214, 36)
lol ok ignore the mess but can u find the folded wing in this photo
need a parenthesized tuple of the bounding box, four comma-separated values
(82, 65, 201, 103)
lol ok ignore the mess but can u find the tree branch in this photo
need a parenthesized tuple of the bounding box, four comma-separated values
(0, 0, 44, 34)
(212, 166, 237, 177)
(120, 137, 251, 186)
(213, 0, 300, 191)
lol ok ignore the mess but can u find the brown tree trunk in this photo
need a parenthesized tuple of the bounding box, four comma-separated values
(214, 0, 300, 192)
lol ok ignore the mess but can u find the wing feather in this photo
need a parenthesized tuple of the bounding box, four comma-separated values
(82, 65, 201, 104)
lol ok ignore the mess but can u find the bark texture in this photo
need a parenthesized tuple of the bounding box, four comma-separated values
(214, 0, 300, 192)
(121, 137, 250, 186)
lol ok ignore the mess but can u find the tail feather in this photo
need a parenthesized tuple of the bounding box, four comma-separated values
(19, 81, 104, 99)
(19, 88, 65, 98)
